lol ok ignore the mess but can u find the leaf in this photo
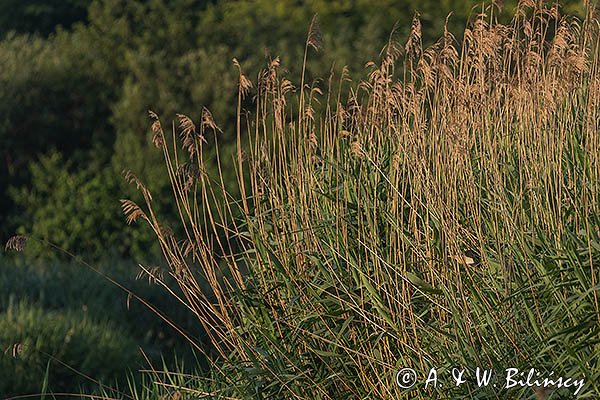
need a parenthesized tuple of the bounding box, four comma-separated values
(405, 271, 443, 295)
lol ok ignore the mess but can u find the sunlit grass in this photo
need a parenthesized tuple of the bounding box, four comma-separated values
(121, 2, 600, 399)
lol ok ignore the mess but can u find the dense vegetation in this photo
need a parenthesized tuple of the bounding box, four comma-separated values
(122, 2, 600, 399)
(1, 0, 597, 398)
(0, 258, 201, 396)
(4, 0, 572, 261)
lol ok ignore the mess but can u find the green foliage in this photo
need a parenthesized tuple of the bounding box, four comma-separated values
(0, 302, 139, 396)
(10, 152, 158, 261)
(0, 33, 112, 160)
(0, 257, 203, 397)
(0, 32, 114, 243)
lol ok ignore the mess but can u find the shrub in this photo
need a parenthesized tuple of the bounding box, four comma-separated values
(0, 31, 114, 242)
(10, 152, 159, 262)
(0, 0, 91, 37)
(0, 302, 139, 397)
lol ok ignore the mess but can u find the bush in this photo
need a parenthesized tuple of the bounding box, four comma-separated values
(0, 256, 205, 397)
(0, 31, 114, 242)
(0, 0, 91, 37)
(10, 152, 159, 262)
(0, 302, 139, 397)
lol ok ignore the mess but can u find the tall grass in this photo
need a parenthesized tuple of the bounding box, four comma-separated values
(123, 1, 600, 398)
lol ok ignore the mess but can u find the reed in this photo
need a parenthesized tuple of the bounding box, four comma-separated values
(123, 2, 600, 398)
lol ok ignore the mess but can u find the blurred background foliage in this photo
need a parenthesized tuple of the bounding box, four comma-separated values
(0, 258, 202, 396)
(0, 0, 91, 38)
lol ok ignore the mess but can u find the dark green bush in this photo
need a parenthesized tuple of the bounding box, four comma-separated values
(0, 257, 204, 397)
(10, 152, 159, 262)
(0, 32, 114, 243)
(0, 0, 91, 37)
(0, 302, 139, 397)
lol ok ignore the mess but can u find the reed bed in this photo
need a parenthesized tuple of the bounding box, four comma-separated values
(123, 2, 600, 398)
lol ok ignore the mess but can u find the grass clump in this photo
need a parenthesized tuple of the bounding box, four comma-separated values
(122, 1, 600, 399)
